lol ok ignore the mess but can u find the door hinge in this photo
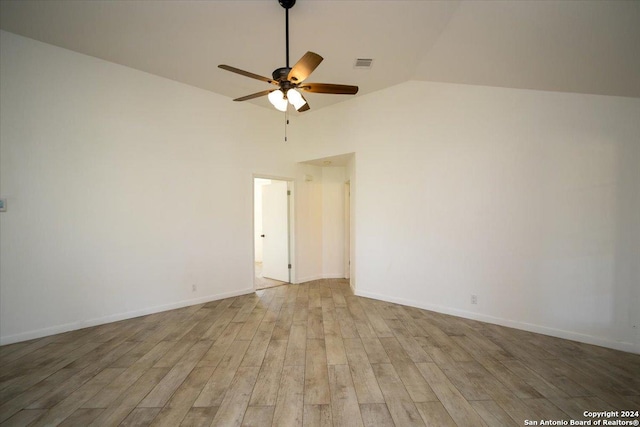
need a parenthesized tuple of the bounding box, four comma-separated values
(287, 190, 291, 196)
(288, 264, 292, 269)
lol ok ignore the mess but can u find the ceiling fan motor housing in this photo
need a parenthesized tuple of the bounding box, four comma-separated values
(272, 67, 292, 83)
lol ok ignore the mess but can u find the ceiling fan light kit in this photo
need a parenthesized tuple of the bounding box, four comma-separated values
(218, 0, 358, 114)
(268, 90, 288, 112)
(286, 89, 306, 110)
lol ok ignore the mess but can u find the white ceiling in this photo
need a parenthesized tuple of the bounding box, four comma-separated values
(1, 0, 639, 113)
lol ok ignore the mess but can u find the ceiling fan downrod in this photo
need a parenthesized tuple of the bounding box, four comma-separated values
(279, 0, 296, 69)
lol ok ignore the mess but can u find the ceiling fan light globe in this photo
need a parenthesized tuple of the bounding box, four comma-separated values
(268, 89, 288, 112)
(274, 101, 288, 112)
(287, 88, 307, 110)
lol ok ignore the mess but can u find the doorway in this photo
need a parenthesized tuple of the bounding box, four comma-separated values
(254, 177, 292, 289)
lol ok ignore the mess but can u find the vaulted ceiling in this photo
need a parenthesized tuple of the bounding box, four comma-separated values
(1, 0, 639, 113)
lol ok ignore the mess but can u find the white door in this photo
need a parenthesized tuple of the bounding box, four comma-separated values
(261, 181, 289, 282)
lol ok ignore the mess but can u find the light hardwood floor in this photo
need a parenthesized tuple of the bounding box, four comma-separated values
(1, 279, 638, 426)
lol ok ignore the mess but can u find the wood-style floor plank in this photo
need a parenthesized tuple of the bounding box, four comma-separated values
(120, 407, 162, 426)
(415, 362, 487, 426)
(304, 339, 331, 405)
(30, 367, 125, 427)
(0, 341, 102, 407)
(372, 363, 425, 426)
(242, 406, 274, 427)
(180, 407, 218, 426)
(87, 367, 169, 426)
(303, 404, 332, 427)
(0, 279, 638, 427)
(343, 338, 384, 404)
(139, 340, 212, 408)
(469, 400, 519, 427)
(360, 338, 391, 364)
(248, 338, 287, 407)
(284, 324, 307, 366)
(25, 341, 136, 410)
(359, 403, 394, 427)
(192, 340, 250, 407)
(209, 366, 260, 427)
(0, 408, 47, 427)
(272, 365, 304, 426)
(84, 340, 176, 409)
(240, 320, 276, 368)
(148, 366, 215, 426)
(57, 407, 104, 427)
(415, 401, 458, 427)
(0, 365, 81, 423)
(328, 364, 364, 427)
(380, 337, 437, 403)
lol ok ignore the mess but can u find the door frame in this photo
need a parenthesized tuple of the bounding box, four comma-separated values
(344, 180, 351, 280)
(253, 174, 295, 289)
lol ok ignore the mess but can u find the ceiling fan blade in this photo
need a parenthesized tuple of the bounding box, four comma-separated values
(219, 65, 278, 85)
(297, 94, 310, 112)
(233, 90, 274, 102)
(298, 83, 359, 95)
(287, 52, 323, 83)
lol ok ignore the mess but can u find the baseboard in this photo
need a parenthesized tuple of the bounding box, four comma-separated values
(295, 274, 347, 284)
(354, 289, 639, 354)
(0, 287, 255, 346)
(322, 274, 346, 279)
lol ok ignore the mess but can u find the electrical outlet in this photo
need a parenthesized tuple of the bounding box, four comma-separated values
(471, 295, 478, 304)
(192, 284, 197, 292)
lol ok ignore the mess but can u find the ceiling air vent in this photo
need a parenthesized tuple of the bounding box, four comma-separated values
(354, 58, 374, 69)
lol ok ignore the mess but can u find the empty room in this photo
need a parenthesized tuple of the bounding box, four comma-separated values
(0, 1, 639, 426)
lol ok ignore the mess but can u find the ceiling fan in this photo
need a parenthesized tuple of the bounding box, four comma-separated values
(218, 0, 359, 113)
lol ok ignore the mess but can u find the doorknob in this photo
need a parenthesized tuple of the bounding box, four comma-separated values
(260, 234, 265, 237)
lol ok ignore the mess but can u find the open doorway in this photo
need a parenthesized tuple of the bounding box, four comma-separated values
(254, 177, 292, 289)
(299, 152, 355, 288)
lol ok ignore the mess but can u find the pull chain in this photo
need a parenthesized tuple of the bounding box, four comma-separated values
(284, 110, 289, 142)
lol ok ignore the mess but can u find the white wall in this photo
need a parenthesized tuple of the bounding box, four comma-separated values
(0, 31, 301, 344)
(294, 81, 640, 353)
(322, 167, 346, 278)
(293, 165, 323, 283)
